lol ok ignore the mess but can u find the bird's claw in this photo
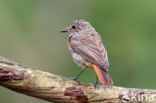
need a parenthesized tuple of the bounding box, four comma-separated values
(92, 82, 99, 88)
(71, 77, 80, 84)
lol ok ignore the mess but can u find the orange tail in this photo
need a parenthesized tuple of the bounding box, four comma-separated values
(92, 64, 113, 85)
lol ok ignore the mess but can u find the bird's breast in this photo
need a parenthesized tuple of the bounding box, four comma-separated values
(67, 42, 89, 68)
(71, 51, 91, 69)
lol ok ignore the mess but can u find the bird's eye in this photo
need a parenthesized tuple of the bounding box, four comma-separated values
(72, 25, 76, 29)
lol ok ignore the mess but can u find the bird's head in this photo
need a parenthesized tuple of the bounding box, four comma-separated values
(60, 19, 94, 34)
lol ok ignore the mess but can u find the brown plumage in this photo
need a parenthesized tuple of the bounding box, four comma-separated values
(61, 19, 113, 85)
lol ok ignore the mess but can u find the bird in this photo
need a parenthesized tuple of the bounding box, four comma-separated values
(60, 19, 113, 85)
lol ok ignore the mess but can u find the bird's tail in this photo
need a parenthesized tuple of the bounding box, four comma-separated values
(92, 64, 113, 85)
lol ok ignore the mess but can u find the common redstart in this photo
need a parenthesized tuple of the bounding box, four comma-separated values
(61, 19, 113, 85)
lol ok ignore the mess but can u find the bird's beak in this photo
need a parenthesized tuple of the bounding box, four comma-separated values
(60, 29, 68, 33)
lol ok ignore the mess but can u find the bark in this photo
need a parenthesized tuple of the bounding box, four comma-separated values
(0, 56, 156, 103)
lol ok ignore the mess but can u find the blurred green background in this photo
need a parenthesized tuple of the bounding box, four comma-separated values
(0, 0, 156, 103)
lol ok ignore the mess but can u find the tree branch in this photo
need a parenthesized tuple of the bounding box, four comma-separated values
(0, 56, 156, 103)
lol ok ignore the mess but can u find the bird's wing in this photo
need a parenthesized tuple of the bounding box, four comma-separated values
(70, 33, 109, 71)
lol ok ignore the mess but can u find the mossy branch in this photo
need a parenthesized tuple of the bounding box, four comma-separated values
(0, 56, 156, 103)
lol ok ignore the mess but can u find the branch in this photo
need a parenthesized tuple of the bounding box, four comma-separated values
(0, 56, 156, 103)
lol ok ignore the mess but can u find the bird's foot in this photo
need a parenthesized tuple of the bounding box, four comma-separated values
(71, 77, 80, 84)
(71, 77, 78, 81)
(92, 82, 99, 88)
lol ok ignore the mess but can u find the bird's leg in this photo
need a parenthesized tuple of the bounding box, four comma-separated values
(95, 75, 99, 84)
(93, 75, 99, 87)
(72, 69, 85, 81)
